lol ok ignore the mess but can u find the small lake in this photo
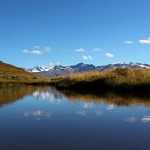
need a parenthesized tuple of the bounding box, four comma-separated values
(0, 86, 150, 150)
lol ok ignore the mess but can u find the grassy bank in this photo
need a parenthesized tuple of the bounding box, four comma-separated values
(50, 67, 150, 92)
(1, 61, 150, 92)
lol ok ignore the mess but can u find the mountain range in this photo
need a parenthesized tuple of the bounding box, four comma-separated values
(27, 62, 150, 78)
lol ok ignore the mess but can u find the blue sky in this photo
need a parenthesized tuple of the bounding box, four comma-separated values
(0, 0, 150, 68)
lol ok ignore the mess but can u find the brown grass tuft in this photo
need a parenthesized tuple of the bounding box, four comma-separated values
(50, 67, 150, 91)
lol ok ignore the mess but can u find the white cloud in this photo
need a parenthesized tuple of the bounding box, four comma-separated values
(139, 38, 150, 44)
(33, 45, 40, 49)
(48, 63, 54, 69)
(44, 47, 51, 52)
(22, 45, 51, 55)
(93, 48, 101, 51)
(48, 62, 54, 66)
(124, 41, 134, 44)
(82, 55, 93, 60)
(22, 49, 43, 55)
(75, 48, 86, 52)
(105, 53, 114, 58)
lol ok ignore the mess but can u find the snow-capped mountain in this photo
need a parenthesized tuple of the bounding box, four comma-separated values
(27, 65, 54, 72)
(101, 62, 150, 70)
(27, 62, 150, 78)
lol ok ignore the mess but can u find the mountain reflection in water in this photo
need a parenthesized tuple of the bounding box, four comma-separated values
(1, 85, 150, 107)
(33, 87, 150, 107)
(0, 85, 39, 107)
(0, 86, 150, 150)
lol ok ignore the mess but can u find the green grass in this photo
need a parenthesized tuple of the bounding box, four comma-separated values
(50, 67, 150, 92)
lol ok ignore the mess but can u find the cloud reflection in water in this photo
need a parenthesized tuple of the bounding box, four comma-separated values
(141, 116, 150, 123)
(24, 110, 52, 120)
(95, 111, 102, 116)
(107, 104, 115, 110)
(76, 110, 87, 116)
(126, 117, 136, 123)
(32, 89, 65, 103)
(83, 102, 93, 109)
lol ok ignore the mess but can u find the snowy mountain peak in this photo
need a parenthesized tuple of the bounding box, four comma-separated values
(26, 62, 150, 77)
(27, 65, 54, 72)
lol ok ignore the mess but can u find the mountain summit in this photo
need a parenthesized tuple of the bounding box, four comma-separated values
(27, 62, 150, 78)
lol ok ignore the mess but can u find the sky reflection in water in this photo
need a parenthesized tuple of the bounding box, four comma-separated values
(0, 86, 150, 150)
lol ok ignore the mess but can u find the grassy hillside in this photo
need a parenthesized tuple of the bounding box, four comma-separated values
(50, 67, 150, 92)
(1, 61, 150, 91)
(0, 61, 50, 85)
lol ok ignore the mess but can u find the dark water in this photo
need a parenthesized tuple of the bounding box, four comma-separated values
(0, 86, 150, 150)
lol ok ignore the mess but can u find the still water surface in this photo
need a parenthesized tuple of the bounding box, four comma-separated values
(0, 86, 150, 150)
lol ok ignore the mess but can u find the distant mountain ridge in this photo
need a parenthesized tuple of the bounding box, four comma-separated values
(27, 62, 150, 78)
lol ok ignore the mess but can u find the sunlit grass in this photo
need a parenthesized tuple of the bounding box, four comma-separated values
(50, 67, 150, 90)
(65, 68, 150, 83)
(0, 61, 50, 85)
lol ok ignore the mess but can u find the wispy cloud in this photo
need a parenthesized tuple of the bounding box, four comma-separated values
(105, 53, 114, 58)
(75, 48, 86, 52)
(48, 62, 53, 66)
(33, 45, 40, 49)
(124, 41, 134, 44)
(22, 45, 52, 55)
(93, 48, 101, 51)
(22, 49, 43, 55)
(44, 47, 51, 52)
(82, 55, 93, 60)
(139, 38, 150, 44)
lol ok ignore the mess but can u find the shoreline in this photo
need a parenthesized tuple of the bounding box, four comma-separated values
(1, 67, 150, 93)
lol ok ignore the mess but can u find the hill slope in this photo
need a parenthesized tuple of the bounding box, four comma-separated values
(0, 61, 50, 85)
